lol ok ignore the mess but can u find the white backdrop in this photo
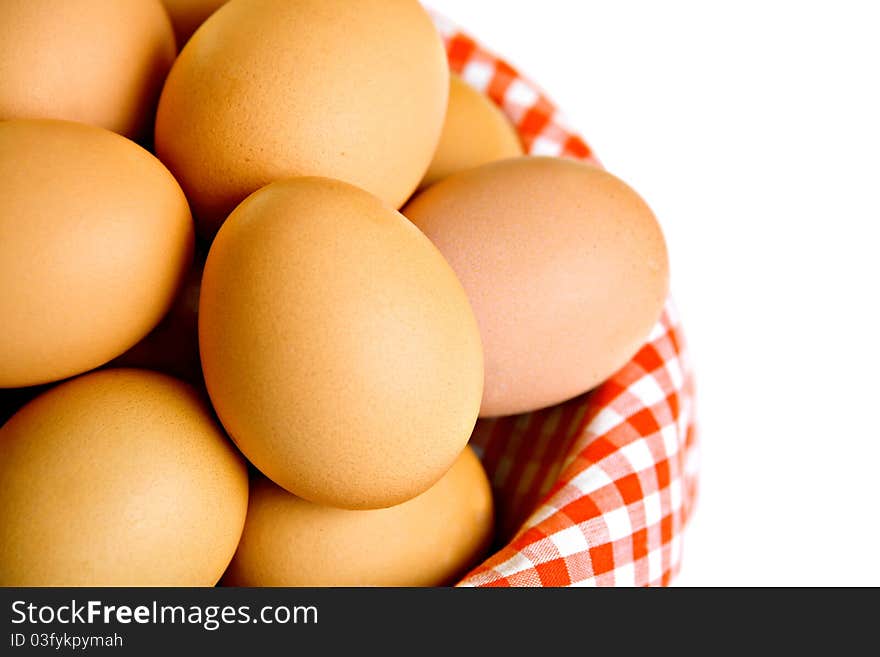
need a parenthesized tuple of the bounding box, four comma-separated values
(427, 0, 880, 586)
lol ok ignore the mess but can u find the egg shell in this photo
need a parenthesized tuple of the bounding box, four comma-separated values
(0, 369, 249, 586)
(0, 0, 176, 140)
(420, 75, 524, 190)
(0, 120, 194, 388)
(110, 249, 205, 384)
(160, 0, 228, 46)
(155, 0, 449, 236)
(403, 156, 669, 417)
(199, 177, 484, 509)
(223, 447, 493, 587)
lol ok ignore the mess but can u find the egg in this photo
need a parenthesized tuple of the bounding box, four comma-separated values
(155, 0, 449, 236)
(160, 0, 228, 46)
(199, 177, 483, 509)
(403, 156, 669, 417)
(0, 369, 248, 586)
(110, 250, 205, 383)
(420, 75, 524, 189)
(224, 447, 493, 586)
(0, 0, 176, 141)
(0, 120, 193, 388)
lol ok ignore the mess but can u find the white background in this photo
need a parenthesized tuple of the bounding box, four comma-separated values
(428, 0, 880, 585)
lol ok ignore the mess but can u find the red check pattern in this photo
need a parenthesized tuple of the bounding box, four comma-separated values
(429, 12, 699, 587)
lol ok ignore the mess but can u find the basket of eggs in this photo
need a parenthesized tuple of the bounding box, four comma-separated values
(0, 0, 697, 588)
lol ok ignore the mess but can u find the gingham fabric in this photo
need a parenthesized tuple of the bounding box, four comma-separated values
(429, 12, 700, 587)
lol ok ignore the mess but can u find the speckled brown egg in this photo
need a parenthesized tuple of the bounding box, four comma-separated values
(0, 120, 193, 388)
(0, 369, 249, 586)
(420, 75, 523, 190)
(160, 0, 228, 46)
(155, 0, 449, 236)
(199, 177, 483, 509)
(0, 0, 176, 141)
(223, 447, 494, 587)
(404, 156, 669, 417)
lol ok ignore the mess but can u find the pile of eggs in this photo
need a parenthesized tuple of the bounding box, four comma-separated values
(0, 0, 669, 586)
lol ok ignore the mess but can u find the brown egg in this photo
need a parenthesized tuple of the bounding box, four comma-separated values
(0, 369, 249, 586)
(224, 447, 493, 586)
(199, 178, 483, 509)
(0, 0, 176, 141)
(160, 0, 228, 46)
(0, 120, 193, 388)
(420, 75, 523, 189)
(110, 250, 205, 384)
(404, 156, 669, 417)
(155, 0, 448, 236)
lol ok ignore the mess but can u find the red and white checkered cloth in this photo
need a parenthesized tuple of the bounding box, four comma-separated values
(429, 12, 700, 587)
